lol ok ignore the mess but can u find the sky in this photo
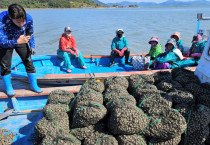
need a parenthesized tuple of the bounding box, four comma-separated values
(100, 0, 210, 3)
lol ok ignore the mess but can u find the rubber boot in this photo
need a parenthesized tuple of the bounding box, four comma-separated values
(2, 74, 16, 96)
(27, 73, 43, 93)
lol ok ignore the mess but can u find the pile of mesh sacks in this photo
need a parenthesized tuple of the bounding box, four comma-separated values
(0, 127, 15, 145)
(34, 68, 210, 145)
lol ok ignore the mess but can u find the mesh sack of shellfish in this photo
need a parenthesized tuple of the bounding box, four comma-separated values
(83, 131, 118, 145)
(156, 80, 183, 92)
(184, 82, 202, 96)
(0, 127, 15, 145)
(196, 94, 210, 109)
(171, 67, 194, 79)
(34, 117, 70, 139)
(79, 79, 105, 93)
(164, 89, 195, 105)
(174, 73, 200, 87)
(205, 126, 210, 145)
(41, 134, 81, 145)
(70, 126, 94, 141)
(116, 134, 147, 145)
(103, 88, 129, 104)
(175, 104, 210, 135)
(156, 81, 173, 92)
(193, 85, 210, 99)
(47, 89, 74, 107)
(71, 101, 107, 128)
(148, 135, 181, 145)
(43, 104, 70, 118)
(133, 88, 162, 103)
(104, 84, 127, 94)
(153, 71, 172, 84)
(179, 126, 209, 145)
(104, 76, 129, 89)
(129, 74, 155, 93)
(69, 122, 106, 141)
(138, 93, 172, 115)
(142, 109, 186, 140)
(108, 105, 150, 135)
(105, 95, 137, 111)
(71, 89, 103, 110)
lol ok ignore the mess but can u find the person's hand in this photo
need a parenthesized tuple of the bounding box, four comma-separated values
(17, 35, 30, 44)
(119, 51, 124, 57)
(120, 47, 127, 57)
(113, 49, 121, 55)
(75, 49, 79, 57)
(31, 48, 36, 55)
(66, 49, 74, 55)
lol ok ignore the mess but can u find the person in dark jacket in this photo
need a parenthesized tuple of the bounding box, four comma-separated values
(0, 4, 42, 96)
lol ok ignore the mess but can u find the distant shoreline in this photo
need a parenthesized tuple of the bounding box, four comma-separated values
(0, 5, 210, 11)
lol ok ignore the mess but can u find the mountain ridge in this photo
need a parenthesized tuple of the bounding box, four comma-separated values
(106, 0, 210, 7)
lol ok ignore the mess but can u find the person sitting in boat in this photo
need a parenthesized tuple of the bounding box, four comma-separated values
(170, 32, 184, 53)
(147, 36, 162, 60)
(187, 34, 206, 60)
(110, 29, 130, 67)
(57, 26, 87, 73)
(0, 4, 42, 96)
(152, 38, 183, 69)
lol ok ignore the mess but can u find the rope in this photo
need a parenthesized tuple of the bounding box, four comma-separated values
(138, 94, 156, 108)
(47, 110, 62, 130)
(138, 117, 162, 135)
(184, 106, 193, 145)
(96, 135, 111, 144)
(106, 96, 126, 107)
(138, 135, 145, 145)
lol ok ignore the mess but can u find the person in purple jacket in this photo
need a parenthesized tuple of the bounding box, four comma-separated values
(0, 4, 42, 96)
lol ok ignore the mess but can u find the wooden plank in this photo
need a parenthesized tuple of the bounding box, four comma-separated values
(0, 85, 81, 99)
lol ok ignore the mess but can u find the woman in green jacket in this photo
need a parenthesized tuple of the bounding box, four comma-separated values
(148, 36, 162, 60)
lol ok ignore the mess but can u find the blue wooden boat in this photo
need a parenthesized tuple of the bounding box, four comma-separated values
(1, 54, 197, 85)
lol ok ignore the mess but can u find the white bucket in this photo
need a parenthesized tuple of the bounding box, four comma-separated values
(194, 35, 210, 83)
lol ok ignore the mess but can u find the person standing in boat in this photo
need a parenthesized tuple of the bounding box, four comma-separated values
(147, 36, 162, 60)
(57, 26, 87, 73)
(0, 4, 42, 96)
(152, 38, 183, 69)
(170, 32, 184, 53)
(187, 34, 206, 60)
(110, 29, 130, 67)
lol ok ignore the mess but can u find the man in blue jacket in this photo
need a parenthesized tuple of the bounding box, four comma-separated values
(0, 4, 42, 96)
(110, 29, 130, 67)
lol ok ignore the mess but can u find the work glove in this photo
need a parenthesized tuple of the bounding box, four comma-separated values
(75, 49, 79, 57)
(113, 49, 121, 56)
(120, 47, 127, 57)
(66, 49, 74, 55)
(31, 48, 36, 55)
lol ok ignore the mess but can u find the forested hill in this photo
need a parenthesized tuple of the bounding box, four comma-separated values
(0, 0, 106, 9)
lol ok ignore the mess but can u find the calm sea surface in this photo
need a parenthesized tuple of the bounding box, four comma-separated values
(0, 6, 210, 90)
(1, 6, 210, 56)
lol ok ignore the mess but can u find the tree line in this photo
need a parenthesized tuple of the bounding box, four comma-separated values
(0, 0, 99, 8)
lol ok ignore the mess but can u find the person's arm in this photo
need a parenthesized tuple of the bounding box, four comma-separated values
(59, 37, 74, 54)
(178, 40, 184, 53)
(71, 36, 79, 56)
(26, 14, 35, 49)
(0, 11, 18, 48)
(111, 38, 116, 51)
